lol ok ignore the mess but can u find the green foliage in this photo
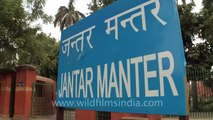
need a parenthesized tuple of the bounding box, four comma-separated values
(193, 0, 213, 92)
(17, 32, 59, 79)
(88, 0, 117, 12)
(177, 3, 201, 68)
(39, 41, 59, 80)
(178, 3, 198, 49)
(0, 0, 58, 80)
(0, 0, 27, 67)
(198, 0, 213, 66)
(176, 1, 213, 69)
(187, 43, 212, 69)
(16, 30, 60, 80)
(25, 0, 53, 23)
(54, 0, 85, 31)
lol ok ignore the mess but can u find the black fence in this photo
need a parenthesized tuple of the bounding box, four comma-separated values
(31, 82, 55, 117)
(187, 70, 213, 118)
(64, 109, 75, 120)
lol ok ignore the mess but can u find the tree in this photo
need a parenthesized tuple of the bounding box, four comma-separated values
(182, 0, 213, 69)
(54, 0, 85, 31)
(182, 0, 186, 5)
(17, 32, 59, 80)
(0, 0, 27, 67)
(198, 0, 213, 67)
(25, 0, 52, 23)
(0, 0, 59, 80)
(177, 2, 201, 68)
(89, 0, 116, 12)
(39, 42, 59, 80)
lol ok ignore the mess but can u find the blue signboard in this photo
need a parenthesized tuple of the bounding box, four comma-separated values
(56, 0, 188, 115)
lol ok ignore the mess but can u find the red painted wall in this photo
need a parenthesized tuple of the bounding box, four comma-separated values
(13, 65, 36, 120)
(111, 112, 146, 120)
(76, 109, 96, 120)
(75, 110, 162, 120)
(0, 73, 12, 117)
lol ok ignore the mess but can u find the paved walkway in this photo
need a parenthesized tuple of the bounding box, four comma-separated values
(163, 118, 212, 120)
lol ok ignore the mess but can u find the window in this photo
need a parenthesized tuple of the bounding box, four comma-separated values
(97, 111, 111, 120)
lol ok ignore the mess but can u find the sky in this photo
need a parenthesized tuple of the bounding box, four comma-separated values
(41, 0, 203, 40)
(42, 0, 92, 40)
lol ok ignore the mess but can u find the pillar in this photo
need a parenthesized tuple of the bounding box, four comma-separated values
(13, 65, 36, 120)
(0, 72, 13, 118)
